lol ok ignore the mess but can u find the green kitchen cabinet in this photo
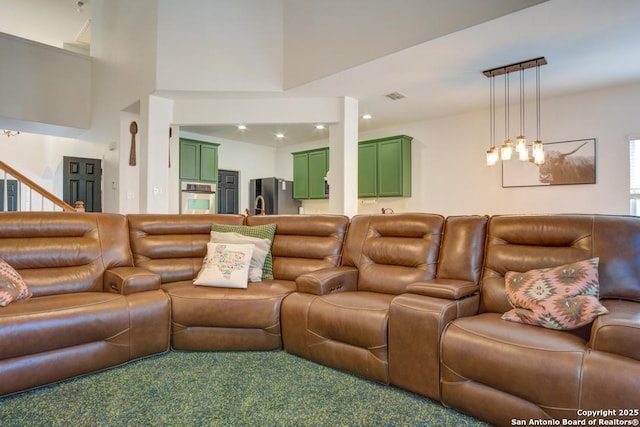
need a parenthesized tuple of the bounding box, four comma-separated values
(308, 150, 329, 198)
(292, 152, 310, 199)
(292, 148, 329, 200)
(358, 135, 412, 198)
(199, 143, 218, 182)
(179, 138, 219, 182)
(358, 142, 378, 198)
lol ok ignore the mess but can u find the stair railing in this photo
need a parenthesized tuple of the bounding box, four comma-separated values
(0, 160, 75, 212)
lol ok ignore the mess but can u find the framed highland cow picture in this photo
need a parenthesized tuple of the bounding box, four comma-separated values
(502, 138, 596, 187)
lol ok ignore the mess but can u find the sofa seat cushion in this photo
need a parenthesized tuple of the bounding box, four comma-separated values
(283, 291, 394, 384)
(589, 299, 640, 361)
(0, 293, 130, 360)
(168, 281, 296, 350)
(308, 291, 393, 350)
(441, 312, 587, 415)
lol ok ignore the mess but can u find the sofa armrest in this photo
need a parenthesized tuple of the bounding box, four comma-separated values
(104, 267, 162, 295)
(407, 278, 479, 300)
(589, 299, 640, 361)
(295, 266, 359, 295)
(388, 292, 480, 400)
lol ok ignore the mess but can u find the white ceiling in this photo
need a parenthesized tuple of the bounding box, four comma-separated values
(2, 0, 640, 146)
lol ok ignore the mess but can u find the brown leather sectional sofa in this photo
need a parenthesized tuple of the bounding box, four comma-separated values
(0, 211, 638, 426)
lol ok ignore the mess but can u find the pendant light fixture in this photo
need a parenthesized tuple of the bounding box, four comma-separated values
(483, 57, 547, 166)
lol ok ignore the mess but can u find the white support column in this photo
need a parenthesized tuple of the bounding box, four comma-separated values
(328, 97, 359, 217)
(142, 95, 174, 213)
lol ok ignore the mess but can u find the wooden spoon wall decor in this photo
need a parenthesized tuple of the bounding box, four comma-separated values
(129, 121, 138, 166)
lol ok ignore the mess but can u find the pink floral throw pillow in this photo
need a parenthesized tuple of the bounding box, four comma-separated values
(502, 257, 608, 330)
(0, 257, 31, 307)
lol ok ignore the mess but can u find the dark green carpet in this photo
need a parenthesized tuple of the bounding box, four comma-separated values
(0, 350, 489, 426)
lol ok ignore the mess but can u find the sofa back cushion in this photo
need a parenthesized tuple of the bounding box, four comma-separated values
(437, 215, 488, 283)
(246, 215, 349, 281)
(127, 214, 245, 284)
(343, 213, 444, 295)
(0, 212, 132, 296)
(481, 215, 594, 314)
(592, 215, 640, 302)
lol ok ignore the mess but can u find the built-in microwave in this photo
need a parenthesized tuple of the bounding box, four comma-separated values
(180, 181, 216, 214)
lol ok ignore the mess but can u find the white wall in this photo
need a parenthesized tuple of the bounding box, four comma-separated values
(0, 33, 91, 135)
(90, 0, 160, 213)
(276, 82, 640, 216)
(156, 0, 283, 92)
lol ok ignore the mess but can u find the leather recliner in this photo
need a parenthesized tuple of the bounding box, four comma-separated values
(281, 213, 483, 385)
(440, 215, 640, 426)
(0, 212, 171, 396)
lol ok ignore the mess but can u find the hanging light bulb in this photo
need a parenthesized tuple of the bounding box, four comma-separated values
(532, 140, 544, 164)
(501, 140, 513, 160)
(486, 147, 499, 166)
(517, 142, 529, 161)
(515, 68, 528, 160)
(516, 137, 527, 155)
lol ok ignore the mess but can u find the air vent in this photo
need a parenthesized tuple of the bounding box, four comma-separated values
(385, 92, 407, 101)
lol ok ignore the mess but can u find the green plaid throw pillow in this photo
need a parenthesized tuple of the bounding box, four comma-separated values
(210, 223, 277, 280)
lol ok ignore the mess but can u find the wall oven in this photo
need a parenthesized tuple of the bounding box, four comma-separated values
(181, 181, 216, 214)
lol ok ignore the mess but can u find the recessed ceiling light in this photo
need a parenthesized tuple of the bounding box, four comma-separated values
(275, 132, 285, 139)
(315, 124, 325, 130)
(362, 114, 372, 120)
(237, 124, 247, 130)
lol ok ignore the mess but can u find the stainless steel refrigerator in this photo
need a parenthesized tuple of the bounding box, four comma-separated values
(249, 177, 301, 215)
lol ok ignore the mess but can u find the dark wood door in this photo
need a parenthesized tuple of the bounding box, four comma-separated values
(217, 169, 239, 214)
(63, 156, 102, 212)
(0, 179, 18, 211)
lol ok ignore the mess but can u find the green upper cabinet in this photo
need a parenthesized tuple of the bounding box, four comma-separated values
(292, 152, 310, 199)
(179, 138, 219, 182)
(358, 135, 412, 198)
(180, 139, 200, 181)
(308, 150, 329, 198)
(358, 142, 378, 198)
(292, 148, 329, 200)
(199, 143, 218, 182)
